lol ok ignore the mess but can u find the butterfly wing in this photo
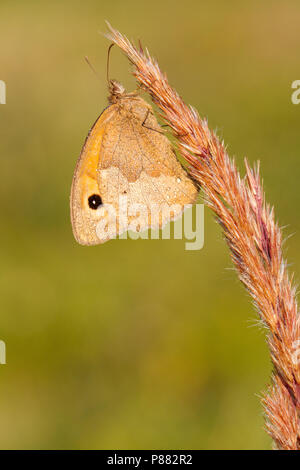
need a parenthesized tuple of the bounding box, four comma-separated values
(96, 97, 198, 237)
(70, 96, 198, 246)
(70, 106, 116, 245)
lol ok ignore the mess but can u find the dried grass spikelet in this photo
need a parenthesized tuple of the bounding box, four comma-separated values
(106, 23, 300, 449)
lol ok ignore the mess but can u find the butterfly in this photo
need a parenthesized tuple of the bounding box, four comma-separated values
(70, 79, 198, 245)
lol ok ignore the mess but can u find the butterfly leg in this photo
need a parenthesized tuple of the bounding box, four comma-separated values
(141, 109, 166, 134)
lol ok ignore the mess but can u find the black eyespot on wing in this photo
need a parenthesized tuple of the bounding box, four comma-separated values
(88, 194, 102, 210)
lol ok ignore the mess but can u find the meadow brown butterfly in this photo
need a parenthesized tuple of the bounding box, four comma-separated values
(70, 76, 198, 245)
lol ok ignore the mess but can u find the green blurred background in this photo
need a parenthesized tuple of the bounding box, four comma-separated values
(0, 0, 299, 450)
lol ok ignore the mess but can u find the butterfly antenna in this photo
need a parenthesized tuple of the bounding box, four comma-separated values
(84, 56, 101, 80)
(106, 43, 115, 85)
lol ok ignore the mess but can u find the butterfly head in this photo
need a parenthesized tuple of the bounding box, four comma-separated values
(108, 80, 126, 103)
